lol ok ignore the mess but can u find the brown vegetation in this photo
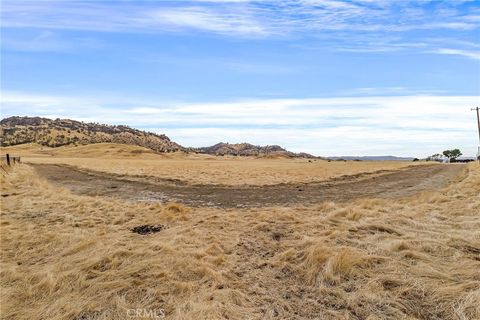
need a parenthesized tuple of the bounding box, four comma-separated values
(0, 116, 181, 152)
(31, 162, 463, 208)
(1, 160, 479, 319)
(1, 117, 317, 158)
(191, 142, 316, 158)
(4, 143, 426, 186)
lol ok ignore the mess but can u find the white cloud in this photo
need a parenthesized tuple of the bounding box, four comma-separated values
(1, 1, 478, 36)
(2, 0, 478, 62)
(1, 91, 479, 157)
(149, 7, 267, 36)
(434, 48, 480, 60)
(1, 0, 479, 61)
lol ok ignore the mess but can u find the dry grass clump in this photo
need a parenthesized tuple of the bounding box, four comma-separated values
(1, 166, 248, 319)
(288, 164, 479, 319)
(302, 242, 332, 284)
(1, 163, 479, 319)
(162, 203, 190, 221)
(302, 244, 381, 285)
(323, 248, 374, 284)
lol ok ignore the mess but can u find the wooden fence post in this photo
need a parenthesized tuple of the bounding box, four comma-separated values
(6, 154, 10, 166)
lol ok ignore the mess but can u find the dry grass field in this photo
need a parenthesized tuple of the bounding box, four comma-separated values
(3, 143, 425, 186)
(1, 144, 479, 319)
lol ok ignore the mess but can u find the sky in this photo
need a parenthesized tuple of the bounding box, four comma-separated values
(1, 0, 480, 157)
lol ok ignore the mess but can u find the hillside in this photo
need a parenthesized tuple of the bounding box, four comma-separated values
(1, 116, 317, 158)
(192, 142, 317, 158)
(0, 116, 182, 152)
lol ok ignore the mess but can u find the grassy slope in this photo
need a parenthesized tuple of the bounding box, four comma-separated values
(0, 117, 181, 152)
(1, 162, 479, 319)
(1, 143, 162, 158)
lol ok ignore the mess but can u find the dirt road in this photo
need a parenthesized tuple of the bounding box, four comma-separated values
(32, 163, 465, 208)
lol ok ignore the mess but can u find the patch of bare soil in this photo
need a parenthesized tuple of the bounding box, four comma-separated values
(32, 163, 465, 208)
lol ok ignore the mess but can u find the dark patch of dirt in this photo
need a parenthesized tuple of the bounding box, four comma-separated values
(131, 224, 166, 235)
(32, 163, 465, 208)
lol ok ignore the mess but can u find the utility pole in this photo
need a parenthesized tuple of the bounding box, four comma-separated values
(472, 107, 480, 161)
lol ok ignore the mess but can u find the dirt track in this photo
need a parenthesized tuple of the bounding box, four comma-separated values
(32, 163, 465, 208)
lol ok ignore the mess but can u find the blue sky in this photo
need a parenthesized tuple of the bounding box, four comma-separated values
(1, 0, 479, 156)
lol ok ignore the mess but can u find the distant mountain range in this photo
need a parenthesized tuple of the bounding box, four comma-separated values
(0, 116, 317, 158)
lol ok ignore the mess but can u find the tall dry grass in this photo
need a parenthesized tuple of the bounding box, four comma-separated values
(1, 163, 479, 319)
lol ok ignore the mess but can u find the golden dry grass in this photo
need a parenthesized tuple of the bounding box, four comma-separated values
(1, 143, 162, 158)
(1, 160, 479, 319)
(2, 143, 426, 186)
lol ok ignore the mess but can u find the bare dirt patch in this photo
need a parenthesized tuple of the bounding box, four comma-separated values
(32, 163, 465, 207)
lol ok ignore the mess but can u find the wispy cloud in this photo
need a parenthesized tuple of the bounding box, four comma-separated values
(433, 48, 480, 60)
(0, 30, 102, 52)
(2, 0, 478, 60)
(129, 55, 294, 75)
(0, 1, 267, 37)
(2, 1, 478, 36)
(1, 91, 478, 156)
(147, 6, 267, 36)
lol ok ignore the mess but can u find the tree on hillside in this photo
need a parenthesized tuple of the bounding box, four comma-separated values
(442, 149, 462, 161)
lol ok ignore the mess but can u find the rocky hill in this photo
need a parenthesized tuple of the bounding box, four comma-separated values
(0, 116, 182, 152)
(1, 116, 318, 158)
(192, 142, 317, 158)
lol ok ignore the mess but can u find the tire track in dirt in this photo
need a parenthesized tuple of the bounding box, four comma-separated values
(32, 163, 466, 208)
